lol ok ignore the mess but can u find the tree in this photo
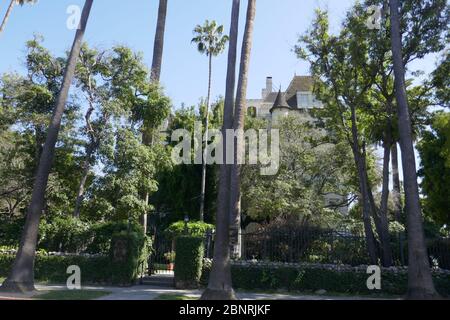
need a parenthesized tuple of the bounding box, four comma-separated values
(0, 0, 94, 293)
(151, 0, 168, 82)
(0, 38, 81, 220)
(192, 20, 229, 222)
(418, 112, 450, 227)
(389, 0, 440, 299)
(229, 0, 256, 258)
(242, 116, 355, 222)
(201, 0, 240, 301)
(296, 8, 381, 265)
(0, 0, 36, 36)
(431, 51, 450, 108)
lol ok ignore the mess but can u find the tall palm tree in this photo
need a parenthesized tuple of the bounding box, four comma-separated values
(229, 0, 256, 259)
(192, 20, 229, 222)
(141, 0, 168, 234)
(150, 0, 168, 82)
(389, 0, 438, 299)
(201, 0, 240, 301)
(0, 0, 94, 293)
(0, 0, 36, 35)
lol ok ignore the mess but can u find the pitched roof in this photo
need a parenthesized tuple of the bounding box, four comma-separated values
(285, 76, 314, 108)
(263, 92, 279, 104)
(270, 90, 290, 113)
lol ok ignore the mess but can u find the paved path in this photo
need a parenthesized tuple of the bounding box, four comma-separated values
(0, 283, 400, 300)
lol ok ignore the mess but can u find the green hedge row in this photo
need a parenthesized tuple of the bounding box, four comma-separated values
(0, 254, 111, 284)
(201, 263, 450, 297)
(174, 236, 204, 289)
(0, 231, 151, 286)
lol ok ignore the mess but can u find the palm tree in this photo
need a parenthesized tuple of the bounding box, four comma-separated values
(201, 0, 240, 301)
(229, 0, 256, 259)
(151, 0, 168, 82)
(389, 0, 438, 299)
(141, 0, 168, 233)
(0, 0, 36, 36)
(192, 20, 229, 222)
(0, 0, 94, 293)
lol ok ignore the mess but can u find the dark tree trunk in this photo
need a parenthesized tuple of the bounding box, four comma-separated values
(0, 0, 94, 293)
(229, 0, 256, 259)
(73, 143, 94, 218)
(201, 0, 240, 301)
(389, 0, 438, 299)
(151, 0, 168, 82)
(349, 106, 378, 265)
(391, 142, 402, 222)
(199, 54, 213, 222)
(378, 132, 394, 267)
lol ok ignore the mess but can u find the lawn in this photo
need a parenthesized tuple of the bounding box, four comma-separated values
(35, 290, 111, 300)
(155, 294, 198, 300)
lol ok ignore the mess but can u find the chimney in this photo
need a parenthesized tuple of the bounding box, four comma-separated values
(262, 76, 273, 99)
(266, 77, 273, 94)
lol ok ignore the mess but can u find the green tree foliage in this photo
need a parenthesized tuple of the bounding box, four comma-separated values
(418, 112, 450, 226)
(241, 116, 355, 224)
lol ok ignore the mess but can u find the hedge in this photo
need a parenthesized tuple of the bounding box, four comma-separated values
(174, 236, 204, 289)
(201, 261, 450, 297)
(0, 254, 111, 284)
(0, 230, 151, 286)
(110, 231, 151, 286)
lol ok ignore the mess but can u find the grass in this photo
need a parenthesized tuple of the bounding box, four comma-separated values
(35, 290, 111, 300)
(155, 294, 198, 300)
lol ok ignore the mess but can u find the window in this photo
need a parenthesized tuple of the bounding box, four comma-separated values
(247, 106, 257, 118)
(297, 92, 323, 109)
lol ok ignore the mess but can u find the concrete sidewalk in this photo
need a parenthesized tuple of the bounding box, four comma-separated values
(0, 283, 399, 300)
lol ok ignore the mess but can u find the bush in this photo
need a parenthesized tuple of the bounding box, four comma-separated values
(174, 236, 204, 289)
(0, 254, 111, 284)
(0, 217, 25, 247)
(201, 262, 450, 297)
(39, 217, 91, 253)
(165, 221, 214, 240)
(85, 220, 143, 254)
(0, 223, 151, 286)
(110, 230, 150, 286)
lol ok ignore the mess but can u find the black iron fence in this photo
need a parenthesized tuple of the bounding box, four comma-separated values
(238, 229, 450, 270)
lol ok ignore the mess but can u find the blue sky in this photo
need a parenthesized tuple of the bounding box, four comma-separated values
(1, 0, 440, 109)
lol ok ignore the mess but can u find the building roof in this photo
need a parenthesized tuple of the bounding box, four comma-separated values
(270, 90, 290, 113)
(263, 91, 279, 104)
(286, 76, 314, 108)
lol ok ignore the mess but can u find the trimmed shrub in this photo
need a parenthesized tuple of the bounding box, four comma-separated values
(85, 220, 144, 254)
(201, 262, 450, 297)
(0, 224, 151, 286)
(165, 221, 214, 240)
(0, 254, 111, 284)
(174, 236, 204, 289)
(110, 231, 150, 286)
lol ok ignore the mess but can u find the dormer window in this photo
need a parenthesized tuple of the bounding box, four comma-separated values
(297, 91, 323, 109)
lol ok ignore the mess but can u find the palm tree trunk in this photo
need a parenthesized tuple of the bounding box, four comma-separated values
(0, 0, 94, 293)
(151, 0, 168, 82)
(229, 0, 256, 260)
(201, 0, 240, 301)
(0, 0, 15, 36)
(389, 0, 438, 299)
(199, 54, 213, 222)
